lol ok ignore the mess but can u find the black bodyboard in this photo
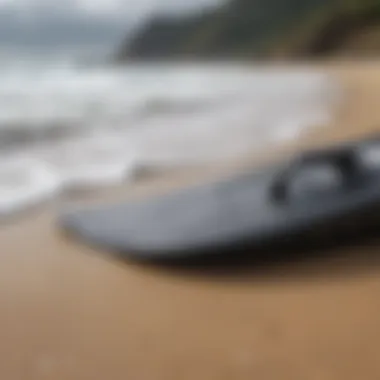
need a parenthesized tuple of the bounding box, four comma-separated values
(59, 133, 380, 263)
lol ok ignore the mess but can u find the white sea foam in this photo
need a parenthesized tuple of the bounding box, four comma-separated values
(0, 62, 341, 217)
(0, 158, 59, 216)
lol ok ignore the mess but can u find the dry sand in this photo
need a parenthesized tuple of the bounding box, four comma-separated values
(2, 61, 380, 379)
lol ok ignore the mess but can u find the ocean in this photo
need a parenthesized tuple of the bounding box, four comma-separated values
(0, 59, 341, 217)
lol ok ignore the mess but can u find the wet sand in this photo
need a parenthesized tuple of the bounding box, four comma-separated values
(2, 62, 380, 379)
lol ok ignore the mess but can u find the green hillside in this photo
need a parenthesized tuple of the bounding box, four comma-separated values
(116, 0, 380, 60)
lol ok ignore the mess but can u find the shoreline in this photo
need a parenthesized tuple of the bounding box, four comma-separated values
(2, 61, 380, 379)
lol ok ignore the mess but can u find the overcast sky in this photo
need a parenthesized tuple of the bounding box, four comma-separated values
(0, 0, 223, 18)
(0, 0, 224, 51)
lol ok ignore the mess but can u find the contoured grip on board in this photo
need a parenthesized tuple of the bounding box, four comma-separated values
(270, 147, 360, 204)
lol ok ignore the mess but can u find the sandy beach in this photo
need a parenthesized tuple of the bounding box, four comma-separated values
(2, 61, 380, 379)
